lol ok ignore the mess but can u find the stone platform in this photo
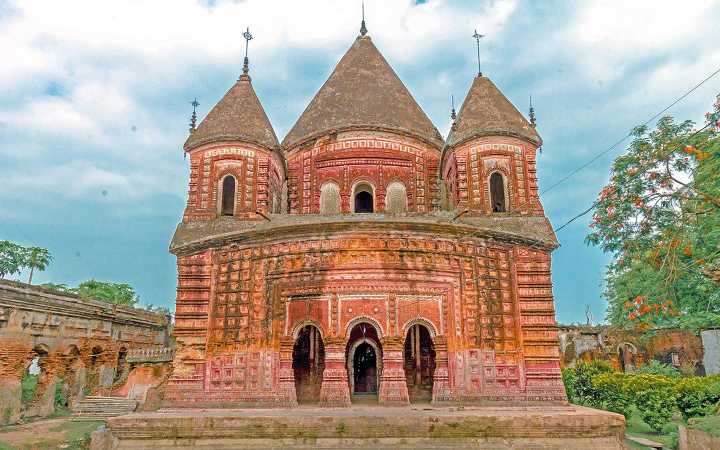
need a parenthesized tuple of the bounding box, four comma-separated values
(93, 405, 626, 449)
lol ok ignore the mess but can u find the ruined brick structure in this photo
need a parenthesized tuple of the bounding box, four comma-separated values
(0, 280, 171, 423)
(558, 324, 708, 375)
(165, 31, 566, 408)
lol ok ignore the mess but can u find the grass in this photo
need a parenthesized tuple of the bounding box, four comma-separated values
(625, 407, 683, 449)
(0, 419, 103, 450)
(688, 414, 720, 438)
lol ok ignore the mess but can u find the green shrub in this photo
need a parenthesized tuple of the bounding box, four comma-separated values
(675, 375, 720, 420)
(636, 360, 681, 378)
(592, 372, 634, 419)
(628, 374, 677, 433)
(562, 360, 614, 406)
(20, 373, 39, 406)
(54, 378, 68, 411)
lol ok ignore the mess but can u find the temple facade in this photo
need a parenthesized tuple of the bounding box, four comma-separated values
(164, 29, 566, 408)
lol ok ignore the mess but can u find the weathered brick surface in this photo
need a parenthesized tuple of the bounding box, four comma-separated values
(166, 33, 565, 408)
(0, 280, 171, 422)
(96, 406, 625, 449)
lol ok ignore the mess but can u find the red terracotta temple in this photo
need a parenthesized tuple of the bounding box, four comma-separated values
(163, 27, 566, 408)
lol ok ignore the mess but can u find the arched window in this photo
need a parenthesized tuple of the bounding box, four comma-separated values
(385, 181, 407, 214)
(220, 175, 236, 216)
(319, 181, 341, 215)
(353, 182, 374, 213)
(489, 172, 506, 213)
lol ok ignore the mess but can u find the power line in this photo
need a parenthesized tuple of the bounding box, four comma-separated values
(539, 65, 720, 197)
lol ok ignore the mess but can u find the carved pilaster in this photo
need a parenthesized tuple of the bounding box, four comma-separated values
(432, 335, 454, 404)
(278, 336, 298, 407)
(319, 337, 351, 407)
(378, 337, 409, 406)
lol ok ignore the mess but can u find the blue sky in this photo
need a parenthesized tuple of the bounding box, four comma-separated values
(1, 0, 719, 323)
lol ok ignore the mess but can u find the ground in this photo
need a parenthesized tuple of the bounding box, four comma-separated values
(0, 418, 103, 450)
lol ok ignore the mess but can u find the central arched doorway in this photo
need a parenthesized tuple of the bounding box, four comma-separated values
(404, 323, 435, 402)
(292, 324, 325, 404)
(346, 322, 382, 402)
(353, 342, 377, 393)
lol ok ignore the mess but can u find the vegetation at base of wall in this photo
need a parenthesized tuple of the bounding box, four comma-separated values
(54, 378, 68, 412)
(636, 360, 681, 378)
(564, 362, 720, 433)
(2, 407, 12, 426)
(561, 360, 614, 407)
(20, 374, 39, 406)
(675, 375, 720, 420)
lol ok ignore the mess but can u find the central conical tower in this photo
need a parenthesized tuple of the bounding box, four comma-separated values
(283, 33, 443, 215)
(283, 35, 443, 150)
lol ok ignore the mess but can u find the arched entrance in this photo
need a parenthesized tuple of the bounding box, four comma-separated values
(353, 342, 377, 393)
(346, 322, 382, 401)
(404, 323, 435, 402)
(292, 325, 324, 404)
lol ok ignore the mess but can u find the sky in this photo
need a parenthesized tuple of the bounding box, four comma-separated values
(1, 0, 719, 323)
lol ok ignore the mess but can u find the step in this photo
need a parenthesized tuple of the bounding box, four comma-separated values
(72, 396, 138, 420)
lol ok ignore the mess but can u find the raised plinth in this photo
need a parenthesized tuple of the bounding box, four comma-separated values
(93, 405, 625, 449)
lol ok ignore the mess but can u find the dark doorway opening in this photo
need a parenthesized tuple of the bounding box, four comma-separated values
(354, 191, 374, 213)
(292, 325, 324, 404)
(404, 324, 435, 402)
(490, 172, 506, 213)
(353, 343, 377, 394)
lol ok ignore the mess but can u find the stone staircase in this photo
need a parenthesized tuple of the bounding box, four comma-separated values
(72, 396, 138, 420)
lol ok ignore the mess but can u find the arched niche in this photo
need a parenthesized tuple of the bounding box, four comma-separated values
(319, 181, 341, 215)
(385, 181, 407, 214)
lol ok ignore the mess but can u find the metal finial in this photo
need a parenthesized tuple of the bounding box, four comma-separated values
(472, 30, 485, 76)
(242, 27, 253, 75)
(360, 1, 368, 36)
(450, 94, 457, 121)
(529, 95, 536, 128)
(189, 98, 199, 134)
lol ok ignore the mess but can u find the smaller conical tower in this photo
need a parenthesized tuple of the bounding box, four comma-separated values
(442, 75, 544, 216)
(179, 36, 285, 222)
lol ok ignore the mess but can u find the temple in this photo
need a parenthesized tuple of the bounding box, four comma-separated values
(164, 28, 566, 408)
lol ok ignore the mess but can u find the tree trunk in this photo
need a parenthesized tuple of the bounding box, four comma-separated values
(28, 266, 34, 285)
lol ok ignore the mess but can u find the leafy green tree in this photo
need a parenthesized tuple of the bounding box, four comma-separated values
(23, 247, 53, 284)
(0, 240, 27, 279)
(75, 279, 139, 307)
(587, 95, 720, 330)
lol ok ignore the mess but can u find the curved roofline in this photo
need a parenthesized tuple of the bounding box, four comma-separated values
(184, 134, 281, 153)
(440, 129, 542, 173)
(282, 124, 444, 153)
(169, 214, 559, 256)
(281, 35, 443, 150)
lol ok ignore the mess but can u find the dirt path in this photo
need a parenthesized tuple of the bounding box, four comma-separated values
(0, 418, 103, 450)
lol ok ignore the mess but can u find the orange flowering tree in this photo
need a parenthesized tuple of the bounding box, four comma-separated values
(586, 95, 720, 329)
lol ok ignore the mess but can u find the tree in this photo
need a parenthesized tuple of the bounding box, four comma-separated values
(75, 279, 139, 307)
(0, 240, 28, 280)
(24, 247, 53, 284)
(586, 94, 720, 330)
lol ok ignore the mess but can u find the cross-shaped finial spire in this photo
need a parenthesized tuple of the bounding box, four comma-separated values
(529, 95, 536, 128)
(189, 98, 200, 134)
(360, 1, 368, 36)
(450, 94, 457, 121)
(472, 30, 485, 76)
(242, 27, 253, 75)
